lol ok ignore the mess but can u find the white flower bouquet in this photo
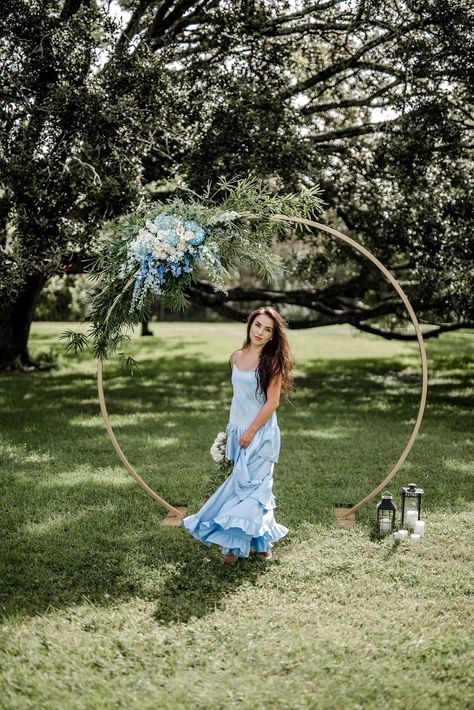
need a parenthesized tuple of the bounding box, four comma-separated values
(205, 430, 233, 499)
(210, 430, 228, 463)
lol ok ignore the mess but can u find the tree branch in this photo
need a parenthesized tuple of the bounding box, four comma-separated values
(145, 0, 214, 49)
(352, 320, 474, 340)
(308, 119, 394, 142)
(115, 0, 155, 53)
(280, 28, 403, 99)
(185, 280, 400, 318)
(60, 0, 88, 21)
(185, 282, 472, 337)
(259, 22, 355, 37)
(261, 1, 345, 29)
(301, 80, 402, 115)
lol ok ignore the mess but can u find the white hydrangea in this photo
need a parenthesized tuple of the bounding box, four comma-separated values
(145, 220, 158, 234)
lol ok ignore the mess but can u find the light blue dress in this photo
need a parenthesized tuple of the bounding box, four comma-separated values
(180, 361, 289, 558)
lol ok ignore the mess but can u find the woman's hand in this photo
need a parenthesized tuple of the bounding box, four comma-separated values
(239, 427, 256, 448)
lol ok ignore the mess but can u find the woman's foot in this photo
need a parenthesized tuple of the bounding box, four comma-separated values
(257, 550, 273, 561)
(222, 553, 239, 564)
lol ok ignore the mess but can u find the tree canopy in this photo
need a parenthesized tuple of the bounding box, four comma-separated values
(1, 0, 473, 367)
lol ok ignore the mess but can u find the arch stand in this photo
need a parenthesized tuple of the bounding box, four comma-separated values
(97, 355, 187, 525)
(269, 215, 428, 527)
(97, 215, 428, 528)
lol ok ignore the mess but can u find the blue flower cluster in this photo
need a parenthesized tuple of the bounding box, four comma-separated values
(125, 212, 223, 309)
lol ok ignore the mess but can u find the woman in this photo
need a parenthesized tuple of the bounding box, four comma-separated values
(181, 306, 294, 564)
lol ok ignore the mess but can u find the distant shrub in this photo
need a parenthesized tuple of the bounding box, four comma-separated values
(35, 275, 92, 321)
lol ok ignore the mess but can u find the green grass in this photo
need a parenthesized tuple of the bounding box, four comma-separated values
(0, 322, 473, 709)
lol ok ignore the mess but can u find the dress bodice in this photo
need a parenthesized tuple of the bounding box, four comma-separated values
(228, 365, 269, 429)
(225, 364, 280, 467)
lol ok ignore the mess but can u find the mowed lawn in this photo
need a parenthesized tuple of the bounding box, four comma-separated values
(0, 322, 473, 709)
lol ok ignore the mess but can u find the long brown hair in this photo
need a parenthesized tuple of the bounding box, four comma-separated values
(241, 306, 294, 401)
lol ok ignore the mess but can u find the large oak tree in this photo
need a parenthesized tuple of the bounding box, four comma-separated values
(1, 0, 473, 369)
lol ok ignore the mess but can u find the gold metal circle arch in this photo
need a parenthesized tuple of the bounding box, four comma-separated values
(97, 214, 428, 523)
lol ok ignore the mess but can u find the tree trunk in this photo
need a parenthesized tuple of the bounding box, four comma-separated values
(0, 273, 47, 371)
(141, 318, 153, 336)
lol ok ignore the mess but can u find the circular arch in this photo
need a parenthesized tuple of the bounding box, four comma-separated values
(97, 215, 428, 522)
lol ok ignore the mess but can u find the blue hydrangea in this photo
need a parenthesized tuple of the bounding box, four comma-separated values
(163, 231, 180, 247)
(153, 214, 176, 231)
(184, 220, 205, 246)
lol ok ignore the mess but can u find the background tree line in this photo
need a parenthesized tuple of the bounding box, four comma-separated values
(1, 0, 473, 369)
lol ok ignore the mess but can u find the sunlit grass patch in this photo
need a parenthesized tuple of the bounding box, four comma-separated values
(0, 322, 472, 708)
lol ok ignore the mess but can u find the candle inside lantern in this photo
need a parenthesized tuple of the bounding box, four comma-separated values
(413, 520, 425, 537)
(410, 533, 421, 542)
(406, 510, 418, 528)
(379, 518, 392, 532)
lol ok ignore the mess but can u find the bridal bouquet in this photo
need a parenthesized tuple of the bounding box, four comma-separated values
(210, 430, 228, 464)
(205, 430, 233, 499)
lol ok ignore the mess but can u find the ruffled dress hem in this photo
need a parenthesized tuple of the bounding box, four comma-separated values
(181, 508, 289, 558)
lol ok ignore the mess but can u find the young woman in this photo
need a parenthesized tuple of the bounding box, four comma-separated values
(181, 306, 294, 564)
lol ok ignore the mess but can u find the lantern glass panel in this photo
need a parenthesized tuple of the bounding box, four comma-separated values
(378, 511, 393, 533)
(404, 497, 419, 514)
(376, 493, 396, 534)
(401, 483, 423, 527)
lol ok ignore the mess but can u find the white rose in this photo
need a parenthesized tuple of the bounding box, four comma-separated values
(145, 220, 158, 234)
(210, 443, 223, 462)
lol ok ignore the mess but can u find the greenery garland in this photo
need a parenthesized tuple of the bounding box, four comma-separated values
(61, 176, 323, 362)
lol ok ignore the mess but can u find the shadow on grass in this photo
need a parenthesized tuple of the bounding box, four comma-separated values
(0, 337, 472, 625)
(1, 477, 284, 626)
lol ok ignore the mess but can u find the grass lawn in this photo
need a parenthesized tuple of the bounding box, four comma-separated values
(0, 322, 473, 709)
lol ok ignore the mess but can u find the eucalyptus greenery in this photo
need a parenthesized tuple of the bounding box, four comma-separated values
(61, 177, 323, 361)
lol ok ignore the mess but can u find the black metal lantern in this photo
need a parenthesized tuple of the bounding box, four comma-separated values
(376, 492, 397, 535)
(401, 483, 424, 528)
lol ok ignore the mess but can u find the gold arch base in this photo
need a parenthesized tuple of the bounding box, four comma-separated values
(97, 214, 428, 527)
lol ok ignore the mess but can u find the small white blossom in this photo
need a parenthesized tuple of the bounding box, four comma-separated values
(138, 228, 152, 239)
(207, 210, 240, 224)
(145, 220, 158, 234)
